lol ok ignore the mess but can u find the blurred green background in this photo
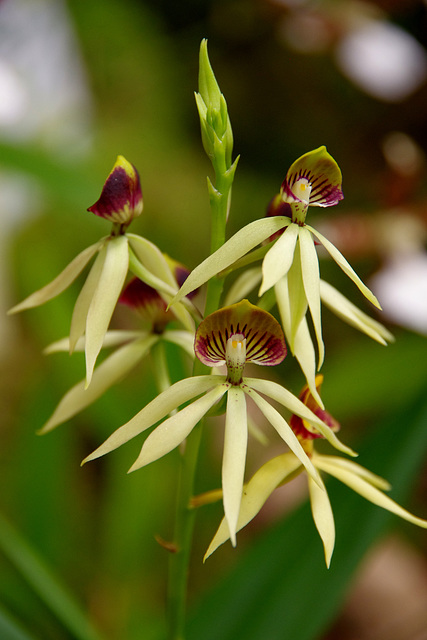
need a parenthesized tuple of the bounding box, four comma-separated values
(2, 1, 427, 639)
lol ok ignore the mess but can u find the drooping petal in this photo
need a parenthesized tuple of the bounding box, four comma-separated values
(319, 280, 393, 345)
(316, 456, 427, 529)
(292, 317, 324, 409)
(127, 234, 178, 288)
(128, 383, 229, 472)
(171, 217, 292, 305)
(314, 454, 391, 491)
(282, 146, 344, 208)
(195, 299, 286, 367)
(307, 475, 335, 567)
(128, 235, 196, 331)
(275, 275, 320, 405)
(245, 377, 356, 457)
(39, 335, 159, 434)
(204, 453, 302, 560)
(242, 385, 322, 486)
(87, 156, 143, 225)
(286, 239, 308, 351)
(69, 244, 107, 353)
(259, 223, 299, 296)
(82, 375, 225, 464)
(299, 226, 324, 367)
(222, 387, 248, 546)
(44, 330, 146, 354)
(307, 225, 381, 309)
(85, 234, 129, 385)
(8, 240, 104, 314)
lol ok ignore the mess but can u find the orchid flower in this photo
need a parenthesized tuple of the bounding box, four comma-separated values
(205, 375, 427, 567)
(39, 277, 195, 434)
(8, 155, 196, 385)
(82, 300, 356, 545)
(170, 147, 384, 406)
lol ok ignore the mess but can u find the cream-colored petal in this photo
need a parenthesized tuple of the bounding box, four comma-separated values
(45, 330, 145, 354)
(286, 240, 308, 351)
(8, 240, 104, 314)
(314, 454, 391, 491)
(319, 280, 393, 344)
(223, 267, 262, 306)
(39, 335, 158, 434)
(162, 330, 195, 359)
(171, 217, 292, 305)
(259, 223, 299, 296)
(69, 245, 107, 353)
(316, 457, 427, 528)
(292, 318, 324, 409)
(243, 385, 322, 486)
(82, 375, 225, 464)
(222, 387, 248, 546)
(205, 453, 302, 560)
(85, 235, 129, 386)
(307, 225, 381, 309)
(127, 234, 177, 286)
(245, 377, 356, 457)
(299, 227, 324, 367)
(129, 383, 229, 472)
(308, 475, 335, 567)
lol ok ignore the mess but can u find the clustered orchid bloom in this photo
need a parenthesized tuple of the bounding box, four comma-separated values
(82, 300, 356, 545)
(8, 155, 197, 385)
(170, 147, 391, 406)
(205, 375, 427, 566)
(39, 277, 195, 434)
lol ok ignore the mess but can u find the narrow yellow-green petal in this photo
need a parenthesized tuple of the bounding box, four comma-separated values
(127, 234, 177, 286)
(162, 330, 196, 359)
(299, 227, 324, 368)
(316, 457, 427, 528)
(39, 335, 158, 434)
(292, 317, 324, 409)
(82, 375, 225, 464)
(129, 383, 229, 472)
(222, 387, 248, 546)
(307, 225, 381, 309)
(243, 386, 322, 486)
(245, 378, 356, 457)
(8, 240, 104, 314)
(259, 223, 299, 296)
(308, 475, 335, 567)
(314, 454, 391, 491)
(286, 240, 308, 352)
(319, 280, 393, 344)
(45, 330, 145, 354)
(69, 245, 107, 353)
(205, 453, 302, 560)
(171, 217, 291, 305)
(223, 267, 262, 306)
(85, 235, 129, 385)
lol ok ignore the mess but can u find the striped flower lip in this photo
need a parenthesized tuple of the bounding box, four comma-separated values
(195, 300, 287, 369)
(88, 155, 143, 226)
(281, 146, 343, 224)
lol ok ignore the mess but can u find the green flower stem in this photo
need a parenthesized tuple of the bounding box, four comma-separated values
(166, 163, 236, 640)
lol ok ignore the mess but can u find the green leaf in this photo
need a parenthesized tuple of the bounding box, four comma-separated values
(0, 604, 39, 640)
(187, 387, 427, 640)
(0, 514, 103, 640)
